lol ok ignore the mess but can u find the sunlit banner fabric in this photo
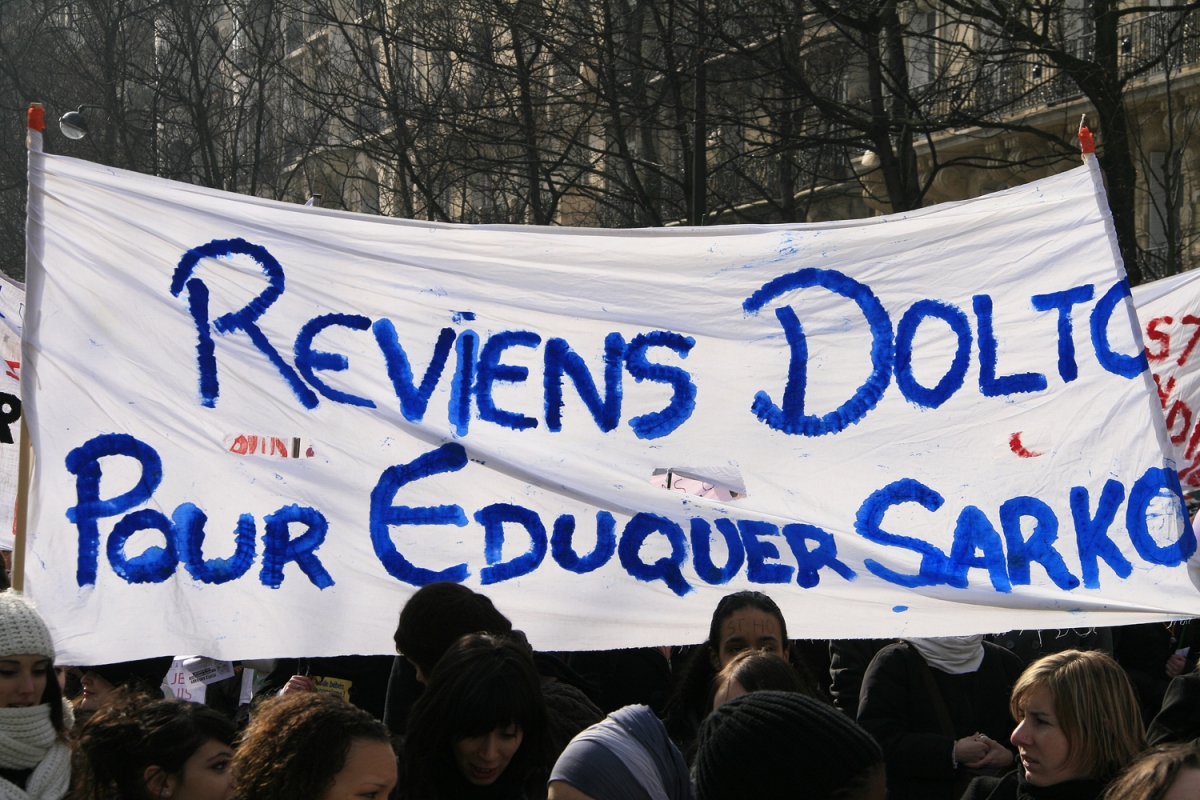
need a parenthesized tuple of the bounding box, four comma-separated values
(23, 150, 1200, 663)
(1133, 270, 1200, 488)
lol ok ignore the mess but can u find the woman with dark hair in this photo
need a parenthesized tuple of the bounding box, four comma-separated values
(394, 584, 513, 684)
(0, 592, 69, 800)
(663, 591, 812, 753)
(72, 658, 175, 714)
(1102, 743, 1200, 800)
(70, 691, 235, 800)
(232, 692, 396, 800)
(709, 650, 806, 710)
(402, 634, 554, 800)
(385, 584, 600, 740)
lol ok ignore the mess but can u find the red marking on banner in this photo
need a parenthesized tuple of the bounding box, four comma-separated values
(1178, 315, 1200, 366)
(27, 105, 43, 132)
(1168, 401, 1193, 446)
(1009, 433, 1043, 458)
(270, 437, 288, 457)
(1146, 317, 1173, 361)
(229, 435, 249, 455)
(1186, 421, 1200, 460)
(1182, 455, 1200, 487)
(1155, 374, 1177, 409)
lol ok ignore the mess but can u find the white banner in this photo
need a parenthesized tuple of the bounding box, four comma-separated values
(0, 272, 22, 551)
(23, 150, 1200, 663)
(1132, 271, 1200, 489)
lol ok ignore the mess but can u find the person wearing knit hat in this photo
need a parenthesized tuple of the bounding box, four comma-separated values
(694, 691, 885, 800)
(0, 591, 70, 800)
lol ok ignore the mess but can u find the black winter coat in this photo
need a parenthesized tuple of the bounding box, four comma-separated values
(565, 648, 672, 714)
(1113, 623, 1174, 725)
(962, 768, 1106, 800)
(857, 641, 1025, 800)
(829, 638, 894, 716)
(1148, 672, 1200, 746)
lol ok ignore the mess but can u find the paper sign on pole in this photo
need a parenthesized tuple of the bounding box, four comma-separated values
(22, 147, 1200, 663)
(182, 656, 235, 686)
(164, 659, 206, 703)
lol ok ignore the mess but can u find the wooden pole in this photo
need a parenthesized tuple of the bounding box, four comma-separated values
(12, 417, 30, 591)
(15, 102, 43, 592)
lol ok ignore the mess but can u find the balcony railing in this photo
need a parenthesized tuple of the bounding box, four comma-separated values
(925, 12, 1200, 123)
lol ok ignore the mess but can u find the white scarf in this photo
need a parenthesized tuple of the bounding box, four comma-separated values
(0, 705, 69, 800)
(906, 635, 986, 674)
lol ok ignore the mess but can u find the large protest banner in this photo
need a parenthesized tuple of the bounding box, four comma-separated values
(0, 272, 23, 552)
(22, 139, 1200, 663)
(1132, 271, 1200, 489)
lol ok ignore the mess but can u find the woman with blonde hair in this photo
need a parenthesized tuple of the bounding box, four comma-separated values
(964, 650, 1145, 800)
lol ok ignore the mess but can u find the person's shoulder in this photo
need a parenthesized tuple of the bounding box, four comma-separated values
(542, 680, 604, 740)
(1170, 671, 1200, 694)
(1158, 671, 1200, 710)
(859, 642, 916, 690)
(983, 640, 1026, 673)
(863, 641, 918, 673)
(871, 641, 912, 664)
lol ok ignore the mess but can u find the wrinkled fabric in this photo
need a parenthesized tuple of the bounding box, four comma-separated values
(26, 152, 1199, 663)
(550, 705, 693, 800)
(906, 636, 986, 675)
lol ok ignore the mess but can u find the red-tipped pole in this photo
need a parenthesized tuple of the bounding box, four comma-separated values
(25, 102, 43, 156)
(26, 103, 43, 133)
(1079, 114, 1096, 161)
(15, 102, 42, 591)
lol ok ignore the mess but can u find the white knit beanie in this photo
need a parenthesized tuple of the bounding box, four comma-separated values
(0, 592, 54, 660)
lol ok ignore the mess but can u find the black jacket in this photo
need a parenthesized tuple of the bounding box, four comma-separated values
(1113, 623, 1174, 725)
(857, 641, 1024, 800)
(1148, 672, 1200, 746)
(962, 768, 1106, 800)
(565, 648, 672, 714)
(829, 638, 894, 716)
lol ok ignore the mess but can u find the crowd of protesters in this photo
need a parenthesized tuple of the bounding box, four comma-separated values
(0, 581, 1199, 800)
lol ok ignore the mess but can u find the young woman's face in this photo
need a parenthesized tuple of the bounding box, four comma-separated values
(453, 725, 524, 786)
(78, 670, 116, 711)
(712, 608, 786, 668)
(172, 738, 235, 800)
(320, 739, 397, 800)
(1011, 684, 1085, 786)
(0, 655, 49, 708)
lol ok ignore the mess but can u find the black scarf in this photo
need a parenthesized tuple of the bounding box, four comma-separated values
(1014, 767, 1106, 800)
